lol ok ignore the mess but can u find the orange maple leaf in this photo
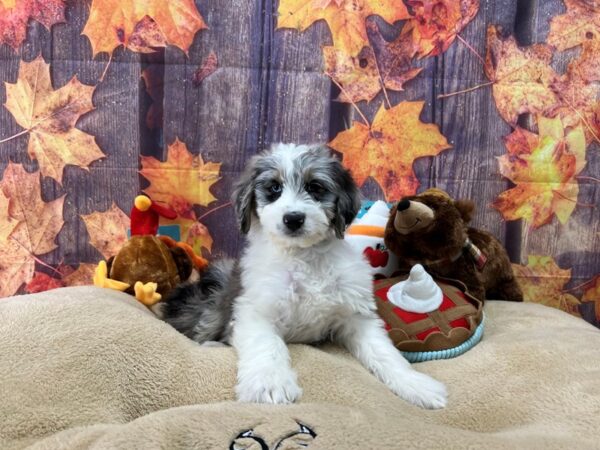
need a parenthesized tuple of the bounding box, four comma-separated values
(485, 25, 600, 144)
(402, 0, 480, 58)
(25, 271, 64, 294)
(3, 56, 105, 184)
(140, 138, 221, 219)
(512, 255, 580, 316)
(0, 163, 65, 297)
(82, 0, 207, 56)
(493, 116, 586, 228)
(61, 263, 97, 287)
(581, 275, 600, 322)
(484, 25, 558, 125)
(323, 21, 421, 103)
(160, 213, 214, 255)
(0, 0, 65, 50)
(329, 101, 451, 200)
(548, 0, 600, 51)
(81, 203, 129, 260)
(277, 0, 410, 56)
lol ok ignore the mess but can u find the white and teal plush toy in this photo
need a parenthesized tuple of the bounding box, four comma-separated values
(345, 200, 398, 279)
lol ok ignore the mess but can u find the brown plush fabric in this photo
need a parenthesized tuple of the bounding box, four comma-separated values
(385, 190, 523, 302)
(2, 287, 600, 449)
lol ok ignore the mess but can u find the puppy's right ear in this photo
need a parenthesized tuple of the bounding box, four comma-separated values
(231, 164, 256, 234)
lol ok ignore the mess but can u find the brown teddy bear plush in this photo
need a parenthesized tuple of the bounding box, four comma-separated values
(384, 188, 523, 302)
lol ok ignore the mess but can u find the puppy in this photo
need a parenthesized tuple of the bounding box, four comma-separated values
(161, 143, 447, 409)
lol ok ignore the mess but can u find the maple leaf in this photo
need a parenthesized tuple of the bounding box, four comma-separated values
(485, 25, 600, 144)
(323, 21, 421, 103)
(493, 116, 586, 228)
(277, 0, 411, 56)
(329, 101, 450, 200)
(61, 263, 97, 287)
(160, 213, 214, 254)
(0, 0, 65, 50)
(548, 0, 600, 51)
(512, 255, 580, 316)
(25, 271, 64, 294)
(192, 51, 218, 87)
(484, 25, 558, 125)
(3, 56, 105, 184)
(81, 203, 129, 260)
(581, 275, 600, 322)
(0, 189, 18, 242)
(0, 163, 65, 297)
(140, 138, 221, 219)
(82, 0, 207, 56)
(402, 0, 480, 58)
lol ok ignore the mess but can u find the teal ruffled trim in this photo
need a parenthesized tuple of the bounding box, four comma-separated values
(400, 314, 485, 363)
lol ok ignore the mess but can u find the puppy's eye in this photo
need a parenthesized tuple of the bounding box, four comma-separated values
(269, 182, 282, 194)
(306, 181, 325, 195)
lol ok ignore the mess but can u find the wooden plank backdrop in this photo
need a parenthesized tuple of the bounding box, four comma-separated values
(0, 0, 598, 321)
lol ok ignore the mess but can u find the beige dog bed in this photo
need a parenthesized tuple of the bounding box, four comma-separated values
(1, 287, 599, 449)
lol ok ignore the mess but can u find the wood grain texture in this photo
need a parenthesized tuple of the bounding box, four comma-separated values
(433, 0, 518, 251)
(512, 0, 600, 284)
(161, 0, 265, 258)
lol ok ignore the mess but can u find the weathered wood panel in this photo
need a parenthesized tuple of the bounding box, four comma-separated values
(49, 0, 143, 266)
(162, 0, 267, 258)
(433, 0, 519, 249)
(513, 0, 600, 284)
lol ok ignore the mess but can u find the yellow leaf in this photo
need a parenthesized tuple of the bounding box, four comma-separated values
(81, 203, 129, 259)
(277, 0, 410, 56)
(512, 255, 581, 316)
(3, 56, 105, 184)
(82, 0, 207, 56)
(493, 116, 587, 228)
(140, 138, 221, 218)
(329, 101, 450, 200)
(0, 163, 65, 297)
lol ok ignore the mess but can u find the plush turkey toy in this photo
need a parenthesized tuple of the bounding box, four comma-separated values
(93, 195, 208, 306)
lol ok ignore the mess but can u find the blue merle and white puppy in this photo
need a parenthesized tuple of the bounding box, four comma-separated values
(160, 143, 447, 409)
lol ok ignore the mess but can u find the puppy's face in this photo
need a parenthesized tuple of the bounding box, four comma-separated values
(233, 144, 361, 248)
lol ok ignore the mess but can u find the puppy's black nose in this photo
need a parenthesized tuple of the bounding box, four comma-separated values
(396, 199, 411, 211)
(283, 212, 305, 231)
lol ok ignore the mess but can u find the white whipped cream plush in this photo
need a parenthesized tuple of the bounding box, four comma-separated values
(345, 201, 399, 279)
(386, 264, 443, 313)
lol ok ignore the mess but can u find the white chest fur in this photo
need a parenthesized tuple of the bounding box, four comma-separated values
(239, 229, 375, 343)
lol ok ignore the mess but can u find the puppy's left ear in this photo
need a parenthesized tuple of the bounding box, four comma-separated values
(331, 159, 361, 238)
(454, 199, 475, 223)
(231, 159, 257, 234)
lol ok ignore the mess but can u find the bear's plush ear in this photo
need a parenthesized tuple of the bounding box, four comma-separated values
(454, 199, 475, 223)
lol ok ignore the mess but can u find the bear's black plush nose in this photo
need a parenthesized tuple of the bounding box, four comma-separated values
(396, 199, 411, 212)
(283, 212, 305, 231)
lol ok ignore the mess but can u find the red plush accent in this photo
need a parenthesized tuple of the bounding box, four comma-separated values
(150, 202, 177, 220)
(130, 200, 178, 236)
(130, 206, 159, 236)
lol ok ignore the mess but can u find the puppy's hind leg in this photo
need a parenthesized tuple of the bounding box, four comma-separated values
(336, 313, 447, 409)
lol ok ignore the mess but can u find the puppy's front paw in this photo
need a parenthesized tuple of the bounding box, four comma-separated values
(392, 370, 448, 409)
(236, 367, 302, 404)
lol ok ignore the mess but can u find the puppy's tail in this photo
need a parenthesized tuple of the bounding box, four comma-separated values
(159, 259, 237, 344)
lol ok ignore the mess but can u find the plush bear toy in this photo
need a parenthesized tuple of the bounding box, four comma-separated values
(384, 188, 523, 302)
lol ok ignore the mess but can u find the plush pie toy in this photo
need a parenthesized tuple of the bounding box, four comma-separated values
(374, 264, 484, 362)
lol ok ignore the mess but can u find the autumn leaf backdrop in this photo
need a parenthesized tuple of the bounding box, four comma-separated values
(0, 0, 598, 327)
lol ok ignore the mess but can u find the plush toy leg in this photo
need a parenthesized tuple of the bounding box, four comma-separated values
(134, 281, 162, 306)
(93, 261, 130, 291)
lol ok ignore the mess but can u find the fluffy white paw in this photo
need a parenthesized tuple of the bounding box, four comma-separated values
(392, 370, 448, 409)
(236, 367, 302, 404)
